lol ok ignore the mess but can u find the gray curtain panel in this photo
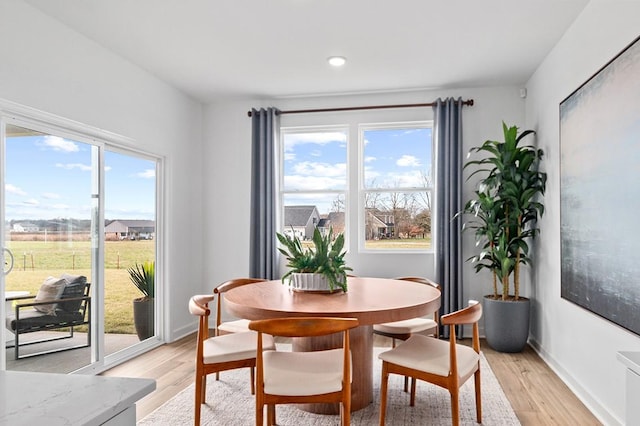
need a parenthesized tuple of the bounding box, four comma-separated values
(249, 107, 280, 280)
(433, 97, 464, 337)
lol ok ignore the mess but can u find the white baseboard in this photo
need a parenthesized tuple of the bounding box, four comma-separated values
(528, 337, 621, 426)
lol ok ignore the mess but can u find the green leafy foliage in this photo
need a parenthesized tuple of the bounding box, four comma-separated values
(462, 122, 546, 300)
(127, 261, 155, 299)
(276, 227, 351, 292)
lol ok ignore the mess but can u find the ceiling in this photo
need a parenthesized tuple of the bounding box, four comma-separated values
(24, 0, 589, 103)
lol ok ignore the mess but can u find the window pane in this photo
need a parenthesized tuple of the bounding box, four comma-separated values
(4, 124, 94, 370)
(283, 130, 347, 191)
(363, 191, 432, 250)
(363, 127, 432, 189)
(104, 151, 157, 354)
(281, 129, 347, 239)
(362, 125, 432, 251)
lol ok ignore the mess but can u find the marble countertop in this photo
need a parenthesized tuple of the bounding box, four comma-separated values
(0, 371, 155, 425)
(617, 351, 640, 374)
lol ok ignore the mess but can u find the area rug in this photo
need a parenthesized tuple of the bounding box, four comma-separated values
(138, 345, 520, 425)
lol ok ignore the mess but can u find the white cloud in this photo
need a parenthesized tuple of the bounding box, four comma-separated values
(292, 161, 346, 177)
(42, 192, 61, 199)
(40, 135, 79, 152)
(382, 170, 425, 188)
(23, 198, 39, 206)
(284, 152, 296, 161)
(137, 169, 156, 178)
(284, 175, 346, 191)
(5, 184, 27, 196)
(283, 132, 347, 152)
(56, 163, 92, 171)
(396, 155, 421, 167)
(364, 156, 376, 163)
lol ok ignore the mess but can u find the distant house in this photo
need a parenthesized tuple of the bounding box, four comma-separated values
(283, 206, 321, 240)
(12, 222, 39, 232)
(317, 211, 345, 236)
(365, 208, 394, 239)
(105, 219, 155, 240)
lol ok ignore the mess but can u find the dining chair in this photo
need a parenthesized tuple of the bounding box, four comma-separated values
(373, 276, 441, 391)
(378, 300, 482, 426)
(213, 278, 266, 385)
(373, 276, 441, 343)
(214, 278, 266, 335)
(189, 294, 275, 426)
(249, 316, 359, 426)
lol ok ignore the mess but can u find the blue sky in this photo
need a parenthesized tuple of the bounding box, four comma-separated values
(4, 134, 155, 221)
(282, 126, 432, 214)
(362, 127, 432, 189)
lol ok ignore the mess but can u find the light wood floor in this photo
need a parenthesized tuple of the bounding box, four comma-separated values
(102, 333, 602, 425)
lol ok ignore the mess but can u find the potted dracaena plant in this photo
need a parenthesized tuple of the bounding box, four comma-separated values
(276, 226, 351, 292)
(128, 261, 155, 340)
(462, 122, 546, 352)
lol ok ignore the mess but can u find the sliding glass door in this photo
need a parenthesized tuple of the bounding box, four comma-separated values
(2, 121, 159, 373)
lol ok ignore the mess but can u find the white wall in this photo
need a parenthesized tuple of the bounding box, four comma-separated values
(526, 1, 640, 424)
(0, 1, 204, 343)
(203, 86, 526, 314)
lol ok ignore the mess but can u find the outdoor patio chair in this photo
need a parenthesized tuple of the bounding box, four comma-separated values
(5, 277, 91, 359)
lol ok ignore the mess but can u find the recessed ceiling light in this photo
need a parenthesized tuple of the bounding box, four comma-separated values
(328, 56, 347, 67)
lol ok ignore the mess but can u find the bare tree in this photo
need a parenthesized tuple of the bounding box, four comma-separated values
(417, 171, 433, 212)
(331, 195, 344, 213)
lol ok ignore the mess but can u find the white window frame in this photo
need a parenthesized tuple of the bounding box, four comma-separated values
(278, 125, 350, 238)
(358, 120, 434, 253)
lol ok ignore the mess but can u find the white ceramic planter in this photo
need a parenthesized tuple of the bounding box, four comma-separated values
(290, 273, 343, 292)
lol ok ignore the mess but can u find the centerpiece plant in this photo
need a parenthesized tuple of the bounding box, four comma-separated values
(276, 226, 351, 292)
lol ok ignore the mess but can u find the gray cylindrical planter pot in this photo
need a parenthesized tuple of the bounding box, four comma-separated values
(483, 295, 530, 353)
(133, 297, 155, 341)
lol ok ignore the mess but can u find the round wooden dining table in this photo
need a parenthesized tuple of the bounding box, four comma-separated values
(223, 276, 441, 413)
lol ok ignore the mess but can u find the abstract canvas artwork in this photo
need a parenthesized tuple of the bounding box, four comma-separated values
(560, 35, 640, 335)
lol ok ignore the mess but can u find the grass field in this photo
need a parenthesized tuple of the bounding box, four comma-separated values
(364, 237, 431, 250)
(4, 240, 155, 334)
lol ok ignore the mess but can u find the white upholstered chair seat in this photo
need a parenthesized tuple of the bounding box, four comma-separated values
(373, 317, 437, 335)
(262, 348, 350, 396)
(217, 318, 251, 334)
(378, 301, 482, 426)
(378, 334, 479, 378)
(203, 331, 275, 364)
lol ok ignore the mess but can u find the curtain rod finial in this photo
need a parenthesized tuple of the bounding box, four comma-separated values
(247, 110, 253, 117)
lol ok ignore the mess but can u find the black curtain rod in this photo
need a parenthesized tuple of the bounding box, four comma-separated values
(247, 99, 474, 117)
